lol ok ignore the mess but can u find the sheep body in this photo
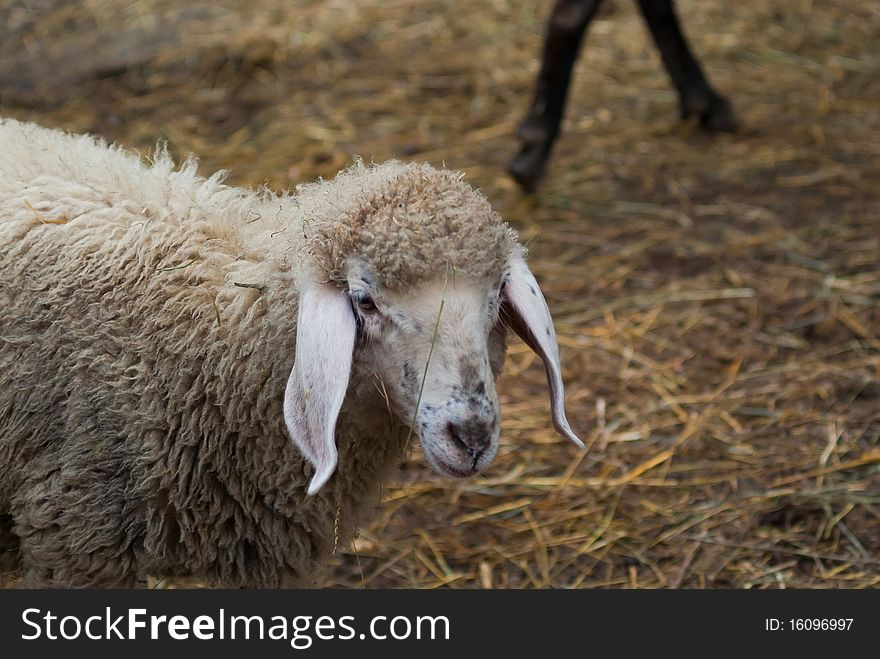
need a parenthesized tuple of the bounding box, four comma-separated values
(0, 118, 518, 586)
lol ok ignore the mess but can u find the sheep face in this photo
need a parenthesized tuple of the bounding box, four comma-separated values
(284, 251, 583, 495)
(347, 264, 505, 479)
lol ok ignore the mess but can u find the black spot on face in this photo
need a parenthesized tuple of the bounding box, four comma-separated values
(487, 295, 499, 320)
(546, 327, 551, 337)
(529, 285, 537, 296)
(459, 356, 481, 388)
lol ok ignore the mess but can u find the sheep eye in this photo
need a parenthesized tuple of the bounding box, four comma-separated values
(352, 290, 377, 313)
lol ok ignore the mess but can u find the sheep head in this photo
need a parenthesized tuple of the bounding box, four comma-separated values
(282, 161, 582, 494)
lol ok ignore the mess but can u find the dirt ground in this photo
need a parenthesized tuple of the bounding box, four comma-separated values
(2, 0, 878, 588)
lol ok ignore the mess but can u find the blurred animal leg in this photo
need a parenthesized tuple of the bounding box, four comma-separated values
(636, 0, 736, 132)
(509, 0, 604, 191)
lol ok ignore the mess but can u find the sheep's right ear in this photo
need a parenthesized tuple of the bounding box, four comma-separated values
(283, 281, 356, 496)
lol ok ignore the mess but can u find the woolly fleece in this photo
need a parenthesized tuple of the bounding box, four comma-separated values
(0, 118, 520, 586)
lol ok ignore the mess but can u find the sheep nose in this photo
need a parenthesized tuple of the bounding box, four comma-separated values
(447, 419, 492, 461)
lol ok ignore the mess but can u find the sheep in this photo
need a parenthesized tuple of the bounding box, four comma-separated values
(0, 118, 582, 587)
(509, 0, 737, 191)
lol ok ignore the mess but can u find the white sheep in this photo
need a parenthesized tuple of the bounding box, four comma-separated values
(0, 118, 581, 587)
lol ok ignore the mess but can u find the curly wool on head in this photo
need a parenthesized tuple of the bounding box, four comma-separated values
(288, 159, 521, 288)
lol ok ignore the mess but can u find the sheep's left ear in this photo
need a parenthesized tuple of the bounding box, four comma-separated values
(283, 281, 356, 495)
(501, 252, 583, 449)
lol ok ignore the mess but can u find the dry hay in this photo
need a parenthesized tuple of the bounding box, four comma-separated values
(1, 0, 878, 588)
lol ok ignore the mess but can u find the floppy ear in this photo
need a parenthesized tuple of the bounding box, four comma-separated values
(283, 281, 356, 495)
(501, 252, 583, 448)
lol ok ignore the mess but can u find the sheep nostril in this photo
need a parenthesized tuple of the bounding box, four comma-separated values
(447, 422, 468, 451)
(446, 421, 488, 462)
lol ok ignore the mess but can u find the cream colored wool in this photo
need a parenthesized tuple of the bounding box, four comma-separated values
(292, 160, 519, 287)
(0, 118, 520, 586)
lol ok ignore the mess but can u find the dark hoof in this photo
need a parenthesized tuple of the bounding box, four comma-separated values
(700, 93, 738, 133)
(682, 89, 738, 133)
(507, 145, 548, 193)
